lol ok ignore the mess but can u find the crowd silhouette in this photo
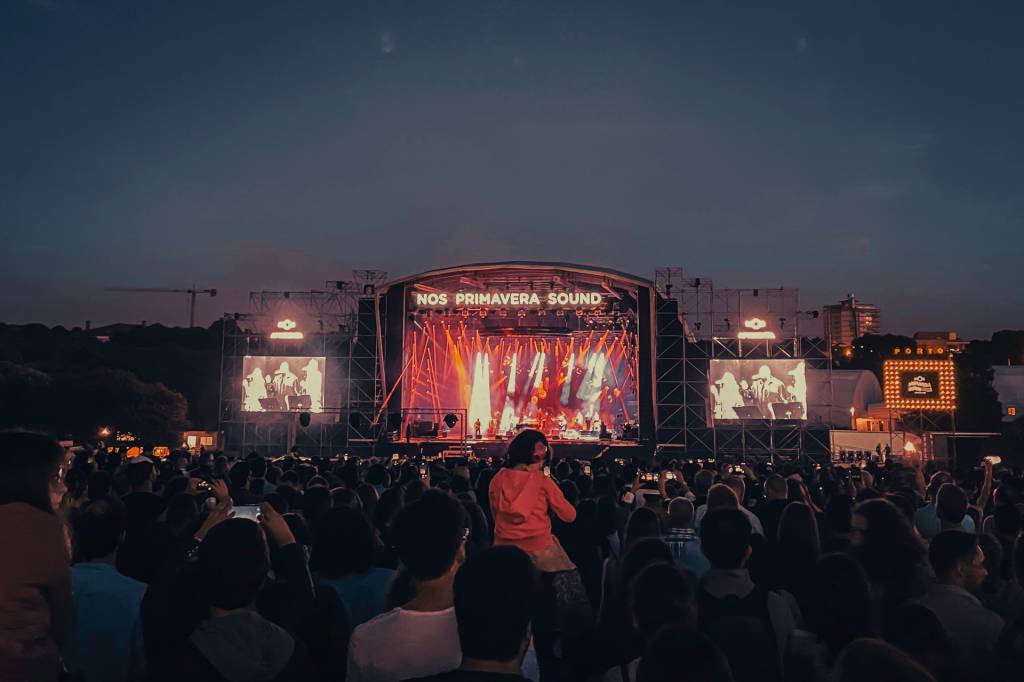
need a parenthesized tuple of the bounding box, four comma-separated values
(1, 428, 1023, 682)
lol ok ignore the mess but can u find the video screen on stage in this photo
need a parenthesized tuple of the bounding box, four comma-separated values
(242, 356, 325, 413)
(709, 359, 807, 422)
(403, 323, 640, 442)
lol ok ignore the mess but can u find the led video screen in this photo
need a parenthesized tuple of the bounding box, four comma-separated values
(403, 323, 640, 441)
(242, 356, 325, 413)
(709, 359, 807, 421)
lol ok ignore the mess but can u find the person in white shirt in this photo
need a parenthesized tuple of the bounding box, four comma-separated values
(694, 481, 765, 537)
(347, 491, 468, 682)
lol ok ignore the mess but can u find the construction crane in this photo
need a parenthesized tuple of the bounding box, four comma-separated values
(106, 286, 217, 327)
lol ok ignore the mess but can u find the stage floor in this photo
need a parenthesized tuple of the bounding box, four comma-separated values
(389, 437, 649, 461)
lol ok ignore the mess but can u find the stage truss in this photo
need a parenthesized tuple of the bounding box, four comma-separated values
(218, 271, 388, 456)
(656, 268, 832, 462)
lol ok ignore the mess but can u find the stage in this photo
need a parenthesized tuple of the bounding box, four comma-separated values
(386, 436, 649, 462)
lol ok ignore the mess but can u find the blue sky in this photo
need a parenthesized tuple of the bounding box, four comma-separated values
(3, 1, 1022, 337)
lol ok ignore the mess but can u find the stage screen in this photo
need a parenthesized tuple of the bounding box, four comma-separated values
(709, 359, 807, 421)
(403, 322, 640, 441)
(242, 356, 325, 413)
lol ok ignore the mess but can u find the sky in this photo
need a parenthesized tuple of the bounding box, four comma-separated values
(3, 0, 1022, 339)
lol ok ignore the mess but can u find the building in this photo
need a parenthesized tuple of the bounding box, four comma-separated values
(913, 331, 969, 354)
(992, 366, 1024, 422)
(823, 293, 881, 346)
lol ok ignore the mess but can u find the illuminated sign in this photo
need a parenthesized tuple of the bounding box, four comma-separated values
(883, 359, 956, 411)
(412, 291, 604, 308)
(737, 317, 776, 340)
(891, 346, 947, 357)
(270, 319, 304, 340)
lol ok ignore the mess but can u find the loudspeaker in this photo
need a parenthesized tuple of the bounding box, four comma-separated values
(299, 412, 311, 427)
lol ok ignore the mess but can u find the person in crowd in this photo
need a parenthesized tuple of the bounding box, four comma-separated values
(63, 496, 147, 681)
(822, 495, 854, 553)
(407, 545, 538, 682)
(227, 460, 261, 505)
(755, 475, 790, 546)
(774, 502, 820, 619)
(696, 481, 765, 536)
(118, 457, 167, 581)
(911, 531, 1004, 671)
(810, 552, 876, 677)
(489, 430, 577, 570)
(831, 638, 937, 682)
(604, 561, 697, 682)
(692, 469, 717, 510)
(489, 430, 589, 677)
(697, 509, 796, 682)
(916, 478, 977, 540)
(977, 532, 1024, 625)
(168, 518, 315, 680)
(347, 490, 469, 682)
(635, 626, 734, 682)
(851, 498, 929, 617)
(662, 497, 710, 579)
(312, 507, 396, 627)
(0, 431, 74, 682)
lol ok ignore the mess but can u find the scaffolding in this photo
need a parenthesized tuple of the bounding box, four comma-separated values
(657, 268, 832, 461)
(218, 270, 388, 456)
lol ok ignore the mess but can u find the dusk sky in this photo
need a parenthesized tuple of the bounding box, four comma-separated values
(4, 1, 1022, 338)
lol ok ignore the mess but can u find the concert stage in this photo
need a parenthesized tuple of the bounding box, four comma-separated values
(376, 262, 658, 454)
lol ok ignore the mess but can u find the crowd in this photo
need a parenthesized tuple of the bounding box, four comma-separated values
(1, 427, 1024, 682)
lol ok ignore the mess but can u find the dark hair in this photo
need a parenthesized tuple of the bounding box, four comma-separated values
(505, 429, 548, 467)
(813, 553, 875, 665)
(262, 491, 289, 514)
(824, 495, 853, 535)
(0, 430, 65, 513)
(461, 500, 492, 555)
(126, 460, 154, 488)
(311, 507, 376, 578)
(777, 502, 820, 609)
(250, 457, 267, 478)
(935, 483, 968, 524)
(374, 486, 406, 536)
(701, 509, 752, 569)
(198, 518, 269, 609)
(301, 485, 333, 530)
(74, 497, 127, 561)
(636, 626, 734, 682)
(228, 461, 252, 489)
(831, 638, 936, 682)
(330, 487, 362, 511)
(454, 546, 537, 662)
(764, 475, 788, 498)
(632, 562, 696, 637)
(87, 470, 112, 501)
(283, 512, 312, 548)
(165, 493, 199, 535)
(392, 490, 467, 581)
(852, 499, 926, 593)
(624, 506, 662, 550)
(928, 531, 978, 580)
(706, 484, 739, 510)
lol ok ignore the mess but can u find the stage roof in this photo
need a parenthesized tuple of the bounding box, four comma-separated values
(382, 261, 655, 292)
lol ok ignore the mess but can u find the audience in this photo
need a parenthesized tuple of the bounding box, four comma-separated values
(4, 424, 1023, 682)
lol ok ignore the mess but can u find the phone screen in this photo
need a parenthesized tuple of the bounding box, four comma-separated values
(419, 464, 429, 480)
(665, 471, 675, 480)
(233, 505, 261, 522)
(583, 464, 592, 476)
(543, 466, 551, 478)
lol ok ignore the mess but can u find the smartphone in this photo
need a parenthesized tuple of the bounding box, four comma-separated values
(983, 455, 1002, 465)
(543, 466, 551, 478)
(234, 505, 261, 522)
(583, 463, 592, 476)
(419, 464, 429, 480)
(641, 472, 658, 482)
(665, 471, 675, 480)
(196, 479, 215, 493)
(391, 453, 400, 464)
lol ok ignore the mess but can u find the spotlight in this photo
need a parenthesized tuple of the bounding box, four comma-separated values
(443, 413, 459, 429)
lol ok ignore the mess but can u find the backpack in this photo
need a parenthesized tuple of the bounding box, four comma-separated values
(697, 585, 782, 682)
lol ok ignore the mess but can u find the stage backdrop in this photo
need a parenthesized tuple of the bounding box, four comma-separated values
(709, 359, 807, 422)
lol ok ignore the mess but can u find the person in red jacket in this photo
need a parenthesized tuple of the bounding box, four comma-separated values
(490, 429, 577, 570)
(0, 431, 74, 682)
(490, 429, 588, 678)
